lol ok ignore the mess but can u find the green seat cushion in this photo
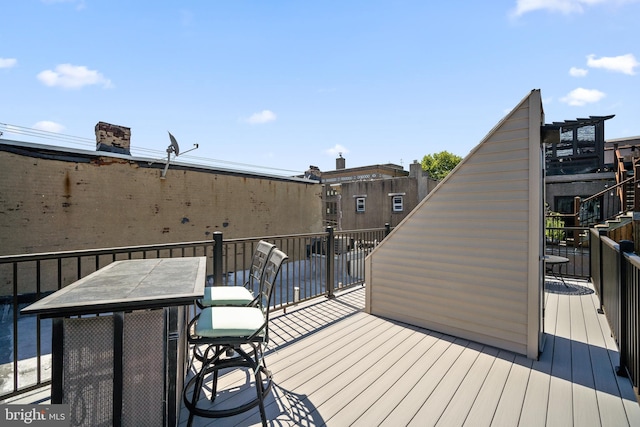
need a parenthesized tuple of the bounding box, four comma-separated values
(195, 306, 265, 338)
(201, 286, 254, 306)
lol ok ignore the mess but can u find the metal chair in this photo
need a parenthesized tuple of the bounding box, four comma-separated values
(197, 240, 275, 308)
(183, 248, 287, 427)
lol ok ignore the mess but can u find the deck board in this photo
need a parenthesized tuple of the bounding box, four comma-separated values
(435, 344, 500, 427)
(351, 333, 452, 427)
(463, 350, 516, 426)
(411, 341, 485, 426)
(546, 289, 575, 427)
(517, 284, 560, 426)
(570, 293, 600, 427)
(492, 354, 533, 427)
(384, 337, 470, 426)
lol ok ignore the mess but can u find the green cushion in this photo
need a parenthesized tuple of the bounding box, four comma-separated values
(195, 306, 265, 338)
(201, 286, 254, 306)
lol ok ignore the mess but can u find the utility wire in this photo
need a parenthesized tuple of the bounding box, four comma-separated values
(0, 122, 304, 175)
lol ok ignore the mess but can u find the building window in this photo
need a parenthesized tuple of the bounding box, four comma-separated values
(356, 197, 366, 213)
(388, 192, 406, 213)
(392, 195, 404, 212)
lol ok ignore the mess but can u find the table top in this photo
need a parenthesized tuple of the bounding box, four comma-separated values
(544, 255, 570, 264)
(22, 257, 207, 318)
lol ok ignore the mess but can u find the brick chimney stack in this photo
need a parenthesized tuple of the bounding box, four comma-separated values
(336, 153, 346, 170)
(95, 122, 131, 155)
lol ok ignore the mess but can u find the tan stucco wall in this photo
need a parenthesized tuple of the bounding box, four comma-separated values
(340, 177, 420, 229)
(0, 149, 322, 256)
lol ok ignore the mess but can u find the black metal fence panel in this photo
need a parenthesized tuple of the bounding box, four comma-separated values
(590, 229, 640, 401)
(0, 227, 390, 400)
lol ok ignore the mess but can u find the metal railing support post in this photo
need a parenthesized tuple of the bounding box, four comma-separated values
(598, 229, 607, 312)
(326, 226, 335, 298)
(213, 232, 223, 286)
(385, 222, 391, 236)
(617, 240, 634, 377)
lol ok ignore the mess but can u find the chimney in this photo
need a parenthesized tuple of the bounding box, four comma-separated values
(409, 160, 422, 178)
(336, 153, 346, 170)
(95, 122, 131, 155)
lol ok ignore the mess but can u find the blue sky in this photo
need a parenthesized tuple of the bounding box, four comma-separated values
(1, 0, 639, 175)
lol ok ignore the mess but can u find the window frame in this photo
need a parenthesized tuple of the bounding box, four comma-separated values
(392, 195, 404, 212)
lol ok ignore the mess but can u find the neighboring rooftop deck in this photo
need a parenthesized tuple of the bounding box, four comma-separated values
(5, 278, 640, 426)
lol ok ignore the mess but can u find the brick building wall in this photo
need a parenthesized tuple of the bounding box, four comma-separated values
(0, 144, 322, 254)
(0, 141, 322, 294)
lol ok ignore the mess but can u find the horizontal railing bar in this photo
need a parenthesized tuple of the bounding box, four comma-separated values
(0, 241, 213, 264)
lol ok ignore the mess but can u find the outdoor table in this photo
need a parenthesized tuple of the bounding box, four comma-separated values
(544, 255, 570, 287)
(22, 257, 206, 427)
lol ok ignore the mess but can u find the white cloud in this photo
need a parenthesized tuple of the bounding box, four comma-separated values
(326, 144, 349, 157)
(37, 64, 113, 89)
(569, 67, 588, 77)
(33, 121, 65, 133)
(586, 53, 639, 75)
(510, 0, 635, 17)
(512, 0, 586, 17)
(41, 0, 86, 10)
(560, 87, 606, 106)
(0, 58, 17, 68)
(245, 110, 277, 124)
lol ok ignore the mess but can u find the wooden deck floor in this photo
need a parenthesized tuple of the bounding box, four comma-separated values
(181, 279, 640, 427)
(5, 278, 640, 426)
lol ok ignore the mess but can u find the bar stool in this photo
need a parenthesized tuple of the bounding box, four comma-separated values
(183, 248, 287, 427)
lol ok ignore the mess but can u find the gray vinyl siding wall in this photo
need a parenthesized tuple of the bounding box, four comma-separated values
(365, 90, 543, 358)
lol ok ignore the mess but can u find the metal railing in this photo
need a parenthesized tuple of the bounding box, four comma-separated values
(0, 226, 390, 401)
(545, 225, 591, 279)
(576, 177, 634, 227)
(590, 229, 640, 400)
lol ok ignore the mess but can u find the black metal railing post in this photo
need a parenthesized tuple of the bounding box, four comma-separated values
(617, 240, 634, 377)
(326, 226, 335, 298)
(385, 223, 391, 236)
(598, 229, 607, 312)
(213, 232, 223, 286)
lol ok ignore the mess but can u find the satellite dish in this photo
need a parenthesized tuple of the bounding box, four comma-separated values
(168, 131, 180, 156)
(161, 131, 199, 178)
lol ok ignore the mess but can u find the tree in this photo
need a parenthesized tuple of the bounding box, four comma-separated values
(420, 151, 463, 180)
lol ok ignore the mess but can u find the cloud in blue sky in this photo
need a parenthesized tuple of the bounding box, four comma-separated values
(33, 121, 65, 133)
(587, 53, 639, 75)
(37, 64, 113, 89)
(41, 0, 86, 11)
(511, 0, 637, 17)
(0, 58, 17, 69)
(560, 87, 606, 106)
(245, 110, 277, 125)
(326, 144, 349, 158)
(569, 67, 588, 77)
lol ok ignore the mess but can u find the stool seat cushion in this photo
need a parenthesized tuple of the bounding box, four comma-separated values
(201, 286, 254, 306)
(195, 306, 265, 338)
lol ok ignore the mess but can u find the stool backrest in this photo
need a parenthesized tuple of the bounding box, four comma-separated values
(257, 248, 288, 317)
(245, 240, 276, 291)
